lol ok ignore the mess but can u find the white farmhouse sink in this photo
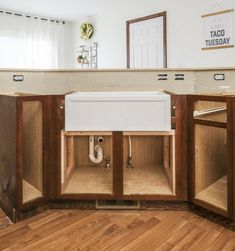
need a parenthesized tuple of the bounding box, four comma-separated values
(65, 91, 171, 131)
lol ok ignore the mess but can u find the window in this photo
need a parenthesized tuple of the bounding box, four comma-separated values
(0, 12, 64, 69)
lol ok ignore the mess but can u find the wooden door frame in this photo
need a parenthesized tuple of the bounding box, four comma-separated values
(126, 11, 167, 69)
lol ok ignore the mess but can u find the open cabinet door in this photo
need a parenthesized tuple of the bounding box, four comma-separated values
(188, 95, 234, 219)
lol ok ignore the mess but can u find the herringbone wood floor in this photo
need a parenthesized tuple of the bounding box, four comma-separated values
(0, 209, 235, 250)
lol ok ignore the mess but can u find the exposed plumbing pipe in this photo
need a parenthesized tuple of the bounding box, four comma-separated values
(89, 136, 103, 164)
(127, 136, 134, 168)
(194, 106, 226, 117)
(95, 136, 104, 144)
(128, 136, 132, 158)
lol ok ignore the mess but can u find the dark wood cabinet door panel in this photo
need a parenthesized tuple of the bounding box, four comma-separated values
(0, 96, 17, 220)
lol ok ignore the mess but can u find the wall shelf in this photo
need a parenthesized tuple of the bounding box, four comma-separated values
(77, 42, 97, 69)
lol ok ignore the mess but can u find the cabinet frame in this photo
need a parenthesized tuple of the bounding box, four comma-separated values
(0, 94, 54, 221)
(187, 95, 234, 219)
(16, 96, 50, 211)
(0, 93, 196, 221)
(55, 94, 188, 202)
(59, 130, 120, 200)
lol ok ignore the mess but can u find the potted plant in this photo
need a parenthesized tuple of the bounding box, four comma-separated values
(77, 55, 84, 64)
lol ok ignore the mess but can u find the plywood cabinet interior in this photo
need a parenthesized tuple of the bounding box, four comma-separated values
(194, 100, 227, 122)
(61, 130, 175, 197)
(22, 101, 43, 203)
(195, 125, 227, 211)
(123, 131, 175, 195)
(61, 131, 113, 195)
(188, 96, 233, 218)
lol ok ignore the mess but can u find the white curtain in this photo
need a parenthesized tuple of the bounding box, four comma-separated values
(0, 12, 64, 69)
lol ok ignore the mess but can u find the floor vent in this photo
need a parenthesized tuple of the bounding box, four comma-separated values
(96, 200, 140, 210)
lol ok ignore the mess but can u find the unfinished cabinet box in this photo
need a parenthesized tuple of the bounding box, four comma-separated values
(60, 130, 176, 199)
(188, 96, 234, 219)
(0, 94, 50, 221)
(0, 93, 190, 221)
(57, 94, 187, 202)
(194, 124, 227, 210)
(123, 131, 175, 196)
(61, 131, 113, 195)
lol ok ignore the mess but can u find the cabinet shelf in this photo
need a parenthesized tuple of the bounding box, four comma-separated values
(195, 175, 227, 211)
(62, 130, 112, 136)
(77, 42, 97, 69)
(123, 130, 175, 136)
(63, 166, 112, 194)
(23, 180, 42, 204)
(124, 165, 173, 195)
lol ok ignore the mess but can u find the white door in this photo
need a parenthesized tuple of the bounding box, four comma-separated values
(129, 17, 165, 68)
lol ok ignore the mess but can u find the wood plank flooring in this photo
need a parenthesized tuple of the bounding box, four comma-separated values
(0, 210, 12, 231)
(0, 209, 235, 250)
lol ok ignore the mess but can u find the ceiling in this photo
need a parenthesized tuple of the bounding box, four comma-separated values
(0, 0, 124, 21)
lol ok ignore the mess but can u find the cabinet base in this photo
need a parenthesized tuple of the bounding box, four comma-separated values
(189, 203, 235, 231)
(4, 200, 235, 232)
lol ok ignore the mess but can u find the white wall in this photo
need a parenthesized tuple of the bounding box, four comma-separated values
(72, 0, 235, 68)
(63, 22, 75, 68)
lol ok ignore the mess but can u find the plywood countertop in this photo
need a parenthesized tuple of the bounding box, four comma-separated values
(1, 91, 235, 97)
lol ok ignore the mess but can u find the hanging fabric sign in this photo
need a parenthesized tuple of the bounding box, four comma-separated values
(201, 9, 234, 50)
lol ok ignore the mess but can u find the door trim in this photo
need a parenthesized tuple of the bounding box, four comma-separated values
(126, 11, 167, 68)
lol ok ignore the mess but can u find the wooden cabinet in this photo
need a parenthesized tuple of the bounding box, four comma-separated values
(54, 94, 188, 203)
(1, 93, 234, 224)
(188, 95, 235, 220)
(59, 130, 177, 201)
(0, 94, 54, 222)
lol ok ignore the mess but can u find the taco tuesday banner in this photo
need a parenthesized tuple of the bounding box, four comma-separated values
(201, 9, 234, 50)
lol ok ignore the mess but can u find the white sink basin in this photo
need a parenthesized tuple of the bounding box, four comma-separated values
(65, 91, 171, 131)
